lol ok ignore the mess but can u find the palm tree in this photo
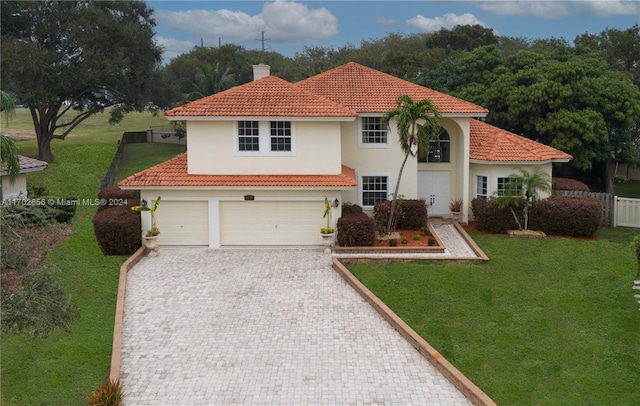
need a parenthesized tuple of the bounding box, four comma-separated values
(495, 167, 552, 230)
(381, 95, 441, 234)
(183, 63, 233, 102)
(0, 90, 20, 183)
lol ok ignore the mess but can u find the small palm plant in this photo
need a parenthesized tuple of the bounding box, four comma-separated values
(321, 196, 334, 234)
(495, 167, 551, 230)
(131, 196, 161, 237)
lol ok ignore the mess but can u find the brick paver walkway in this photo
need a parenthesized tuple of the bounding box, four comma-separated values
(120, 248, 472, 405)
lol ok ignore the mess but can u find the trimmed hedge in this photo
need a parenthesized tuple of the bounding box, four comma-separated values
(337, 211, 376, 247)
(92, 205, 141, 255)
(553, 177, 590, 192)
(397, 199, 428, 230)
(341, 202, 364, 217)
(470, 198, 516, 234)
(96, 188, 140, 212)
(529, 196, 601, 237)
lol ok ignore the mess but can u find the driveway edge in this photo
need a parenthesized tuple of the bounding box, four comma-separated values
(331, 257, 496, 406)
(109, 246, 147, 382)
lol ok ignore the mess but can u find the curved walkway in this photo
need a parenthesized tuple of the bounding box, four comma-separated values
(120, 248, 472, 405)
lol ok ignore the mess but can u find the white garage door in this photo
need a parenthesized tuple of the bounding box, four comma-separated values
(220, 201, 324, 246)
(154, 200, 209, 246)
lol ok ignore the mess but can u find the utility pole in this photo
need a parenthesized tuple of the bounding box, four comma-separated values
(256, 30, 270, 52)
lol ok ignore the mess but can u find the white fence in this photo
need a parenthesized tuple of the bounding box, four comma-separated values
(614, 197, 640, 228)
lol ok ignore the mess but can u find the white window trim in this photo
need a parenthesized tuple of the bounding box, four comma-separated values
(234, 121, 296, 157)
(358, 115, 390, 149)
(475, 173, 489, 199)
(358, 172, 393, 209)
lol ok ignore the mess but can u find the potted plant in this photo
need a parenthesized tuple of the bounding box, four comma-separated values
(449, 197, 463, 222)
(320, 197, 335, 253)
(131, 196, 161, 250)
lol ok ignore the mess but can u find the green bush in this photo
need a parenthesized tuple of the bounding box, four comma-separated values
(397, 199, 428, 230)
(96, 188, 140, 212)
(340, 202, 364, 217)
(530, 196, 601, 237)
(42, 197, 78, 223)
(1, 202, 63, 227)
(553, 177, 590, 191)
(470, 198, 515, 234)
(92, 206, 141, 255)
(337, 213, 375, 247)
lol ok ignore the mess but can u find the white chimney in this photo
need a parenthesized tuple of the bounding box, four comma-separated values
(253, 64, 270, 81)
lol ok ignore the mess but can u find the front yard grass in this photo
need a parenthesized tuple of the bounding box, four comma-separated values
(349, 227, 640, 406)
(1, 111, 175, 405)
(615, 179, 640, 198)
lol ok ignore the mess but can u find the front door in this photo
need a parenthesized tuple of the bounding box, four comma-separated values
(418, 171, 451, 216)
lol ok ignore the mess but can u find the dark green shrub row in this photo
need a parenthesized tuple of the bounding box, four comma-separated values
(1, 198, 76, 227)
(530, 196, 601, 237)
(397, 199, 428, 229)
(470, 198, 516, 234)
(337, 204, 375, 247)
(97, 188, 140, 212)
(92, 205, 141, 255)
(553, 177, 590, 192)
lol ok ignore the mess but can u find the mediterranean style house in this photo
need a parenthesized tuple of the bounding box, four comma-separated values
(119, 62, 571, 247)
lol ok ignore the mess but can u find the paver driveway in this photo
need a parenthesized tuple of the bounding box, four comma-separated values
(120, 248, 472, 405)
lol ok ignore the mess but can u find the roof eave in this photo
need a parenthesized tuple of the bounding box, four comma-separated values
(119, 185, 357, 190)
(470, 158, 572, 165)
(165, 115, 357, 122)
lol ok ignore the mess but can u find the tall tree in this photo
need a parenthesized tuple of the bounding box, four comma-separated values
(1, 0, 162, 162)
(494, 167, 552, 230)
(183, 62, 234, 102)
(382, 95, 441, 234)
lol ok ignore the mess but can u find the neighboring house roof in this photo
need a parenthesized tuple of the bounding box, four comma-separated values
(165, 75, 357, 119)
(0, 155, 48, 175)
(118, 153, 358, 188)
(295, 62, 488, 115)
(470, 120, 572, 162)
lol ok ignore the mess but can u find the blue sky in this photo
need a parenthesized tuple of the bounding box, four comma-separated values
(148, 1, 640, 63)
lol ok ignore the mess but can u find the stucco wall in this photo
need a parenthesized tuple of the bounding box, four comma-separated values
(1, 174, 27, 199)
(186, 120, 343, 175)
(469, 162, 554, 200)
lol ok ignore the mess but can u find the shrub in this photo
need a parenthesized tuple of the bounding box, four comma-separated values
(389, 238, 397, 247)
(529, 196, 601, 237)
(1, 202, 63, 227)
(553, 177, 590, 192)
(471, 198, 515, 234)
(401, 238, 408, 244)
(337, 213, 375, 247)
(42, 197, 78, 223)
(340, 202, 363, 217)
(92, 206, 141, 255)
(413, 234, 421, 241)
(87, 378, 127, 406)
(97, 188, 140, 212)
(397, 199, 428, 230)
(373, 200, 394, 235)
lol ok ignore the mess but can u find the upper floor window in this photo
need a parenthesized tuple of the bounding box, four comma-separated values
(476, 175, 488, 199)
(238, 121, 259, 151)
(418, 127, 450, 163)
(361, 175, 388, 207)
(270, 121, 292, 152)
(236, 120, 294, 156)
(361, 117, 388, 145)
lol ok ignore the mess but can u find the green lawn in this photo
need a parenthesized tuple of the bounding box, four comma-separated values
(1, 110, 177, 405)
(115, 143, 186, 183)
(615, 180, 640, 198)
(349, 228, 640, 406)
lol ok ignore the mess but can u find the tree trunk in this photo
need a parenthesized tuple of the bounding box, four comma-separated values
(386, 150, 410, 234)
(36, 131, 54, 163)
(604, 159, 615, 194)
(30, 106, 55, 162)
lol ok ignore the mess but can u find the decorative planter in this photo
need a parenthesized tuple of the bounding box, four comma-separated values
(450, 211, 461, 222)
(144, 234, 160, 250)
(320, 232, 335, 254)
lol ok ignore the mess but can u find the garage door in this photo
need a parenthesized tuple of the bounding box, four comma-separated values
(220, 201, 324, 246)
(154, 200, 209, 245)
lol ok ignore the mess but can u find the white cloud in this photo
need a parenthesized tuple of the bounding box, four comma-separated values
(473, 1, 568, 20)
(376, 16, 396, 26)
(155, 1, 338, 46)
(407, 13, 486, 32)
(154, 36, 195, 62)
(573, 0, 640, 17)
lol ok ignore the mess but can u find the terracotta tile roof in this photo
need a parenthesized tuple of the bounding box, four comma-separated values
(1, 155, 48, 174)
(165, 75, 357, 118)
(295, 62, 488, 115)
(470, 120, 572, 162)
(118, 153, 357, 188)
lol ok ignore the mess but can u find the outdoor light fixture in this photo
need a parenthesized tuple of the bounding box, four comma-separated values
(334, 198, 340, 208)
(141, 199, 148, 207)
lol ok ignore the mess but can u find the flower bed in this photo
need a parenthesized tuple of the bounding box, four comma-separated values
(335, 223, 445, 254)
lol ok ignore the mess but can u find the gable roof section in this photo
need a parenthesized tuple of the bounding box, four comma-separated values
(165, 75, 357, 118)
(118, 153, 357, 188)
(295, 62, 488, 115)
(470, 120, 572, 162)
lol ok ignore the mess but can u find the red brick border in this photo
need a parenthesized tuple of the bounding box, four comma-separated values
(332, 257, 496, 406)
(109, 246, 147, 382)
